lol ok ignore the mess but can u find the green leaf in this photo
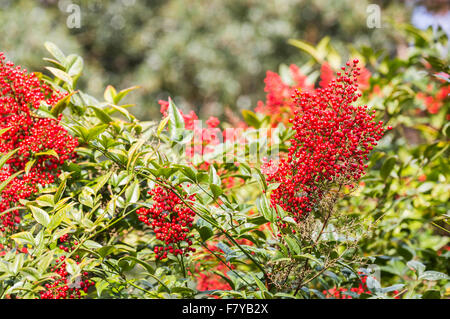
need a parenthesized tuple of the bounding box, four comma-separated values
(211, 270, 236, 290)
(209, 165, 221, 186)
(20, 267, 42, 281)
(109, 104, 135, 121)
(127, 139, 146, 171)
(98, 246, 115, 258)
(51, 91, 76, 117)
(92, 171, 112, 194)
(46, 67, 73, 87)
(104, 85, 117, 104)
(293, 253, 322, 265)
(11, 254, 25, 275)
(37, 252, 54, 273)
(257, 195, 274, 222)
(252, 168, 268, 191)
(423, 142, 440, 160)
(44, 41, 66, 63)
(11, 232, 35, 246)
(118, 256, 155, 275)
(83, 240, 102, 250)
(86, 124, 108, 142)
(125, 180, 140, 203)
(89, 105, 113, 124)
(35, 149, 59, 159)
(365, 276, 381, 290)
(114, 86, 140, 104)
(43, 58, 65, 69)
(0, 148, 19, 169)
(47, 208, 66, 231)
(171, 287, 196, 296)
(66, 54, 84, 78)
(0, 126, 13, 138)
(54, 178, 67, 202)
(176, 165, 197, 182)
(29, 206, 51, 227)
(24, 159, 36, 175)
(210, 184, 223, 199)
(250, 274, 267, 293)
(242, 110, 261, 128)
(380, 156, 396, 180)
(443, 122, 450, 137)
(198, 225, 214, 241)
(380, 284, 404, 294)
(36, 194, 55, 207)
(282, 216, 297, 225)
(157, 116, 170, 137)
(417, 182, 434, 193)
(419, 271, 449, 281)
(288, 39, 323, 63)
(64, 55, 82, 76)
(284, 236, 302, 255)
(65, 258, 80, 275)
(167, 97, 185, 141)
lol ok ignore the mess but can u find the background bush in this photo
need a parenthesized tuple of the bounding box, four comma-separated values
(1, 0, 414, 120)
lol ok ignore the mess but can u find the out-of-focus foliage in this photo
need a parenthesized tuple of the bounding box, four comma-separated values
(1, 0, 411, 120)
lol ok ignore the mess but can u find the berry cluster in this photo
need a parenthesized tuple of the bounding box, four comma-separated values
(136, 185, 196, 259)
(39, 235, 94, 299)
(323, 274, 371, 299)
(263, 60, 390, 226)
(0, 53, 78, 232)
(255, 62, 370, 127)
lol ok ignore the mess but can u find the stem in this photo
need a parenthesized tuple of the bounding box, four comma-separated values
(177, 243, 187, 279)
(293, 185, 342, 296)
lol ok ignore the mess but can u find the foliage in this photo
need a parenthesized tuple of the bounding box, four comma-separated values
(0, 21, 448, 300)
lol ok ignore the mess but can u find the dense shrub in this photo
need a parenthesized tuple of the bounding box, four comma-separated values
(0, 22, 448, 299)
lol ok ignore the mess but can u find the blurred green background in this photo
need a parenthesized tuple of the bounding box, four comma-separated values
(0, 0, 447, 120)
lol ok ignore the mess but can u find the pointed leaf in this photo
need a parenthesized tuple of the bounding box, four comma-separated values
(29, 206, 51, 227)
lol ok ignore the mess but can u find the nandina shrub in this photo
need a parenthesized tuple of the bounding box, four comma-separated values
(0, 53, 78, 233)
(0, 41, 448, 300)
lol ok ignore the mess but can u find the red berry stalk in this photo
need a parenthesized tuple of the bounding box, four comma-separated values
(264, 60, 391, 229)
(136, 185, 197, 260)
